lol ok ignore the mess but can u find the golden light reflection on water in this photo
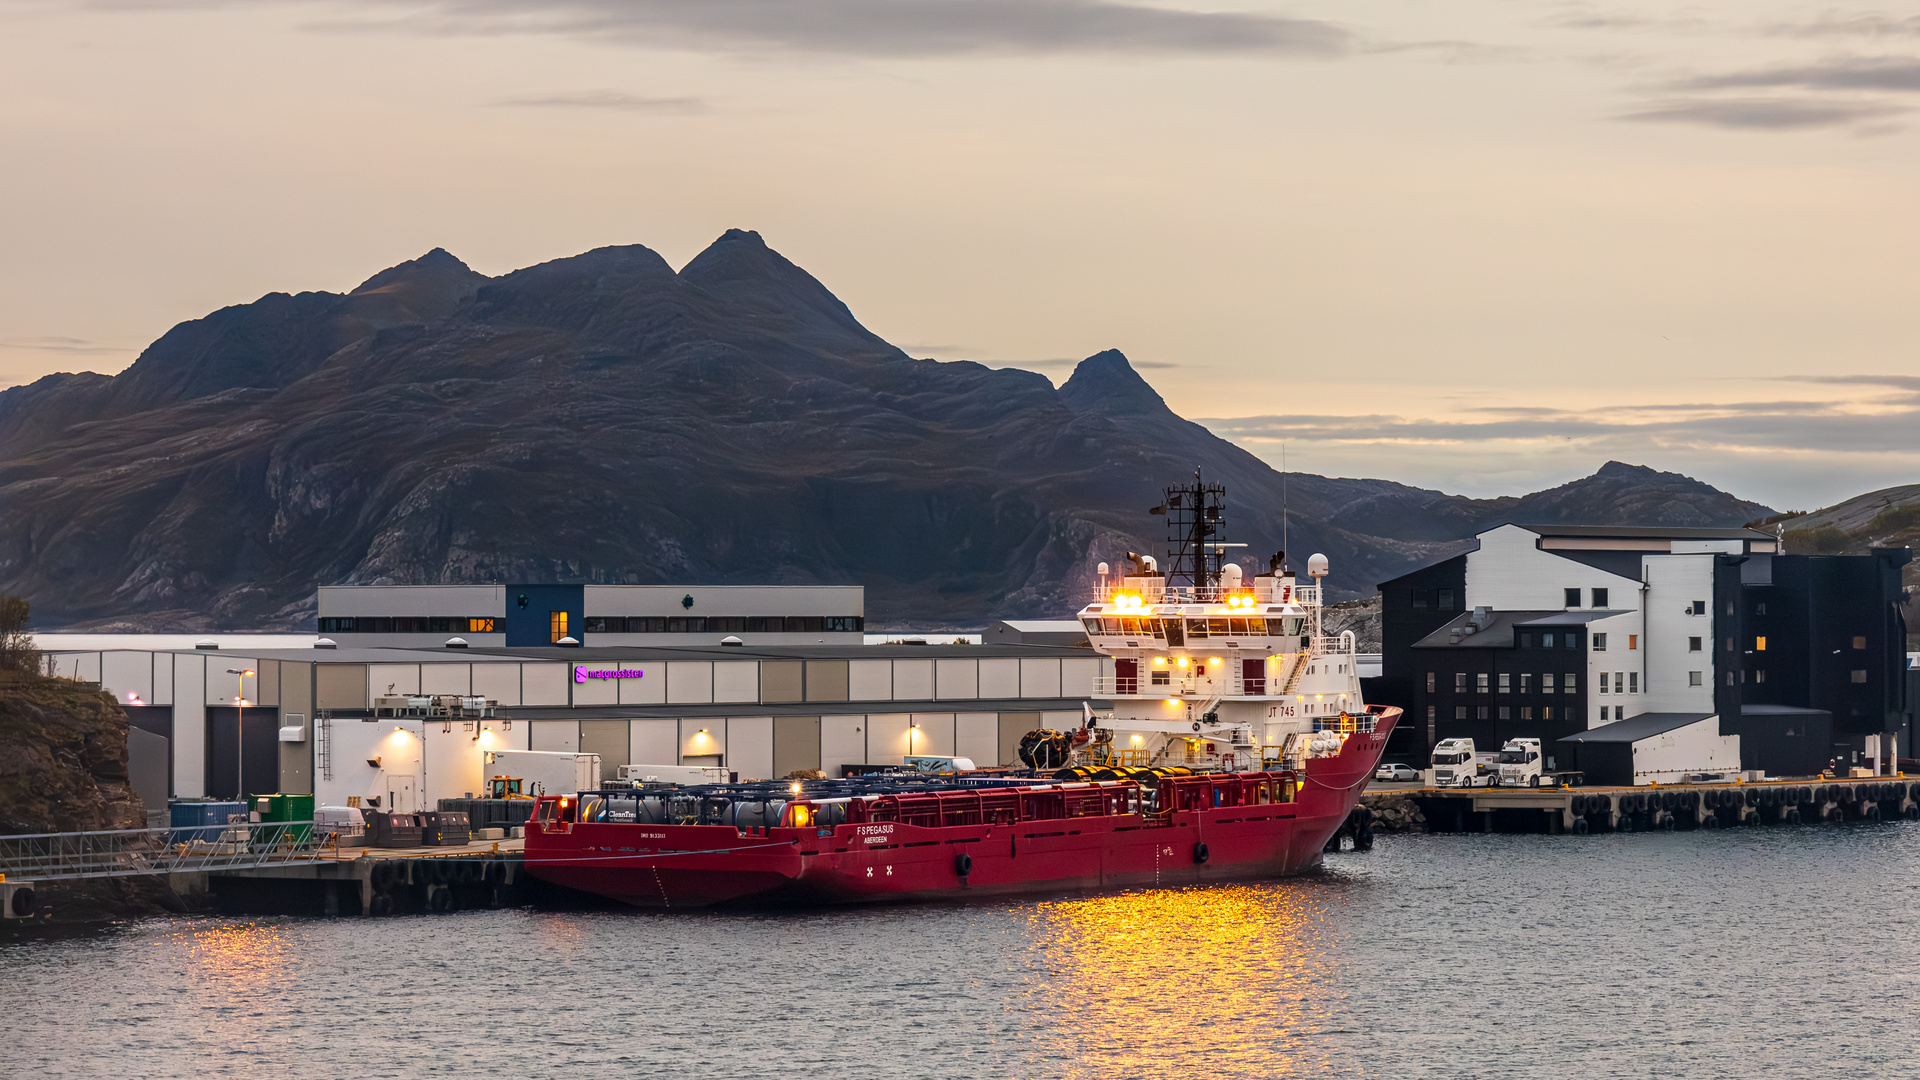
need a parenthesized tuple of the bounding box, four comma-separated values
(158, 921, 296, 994)
(1013, 884, 1349, 1078)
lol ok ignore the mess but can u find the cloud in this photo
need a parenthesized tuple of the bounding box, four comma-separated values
(487, 90, 707, 112)
(1198, 383, 1920, 457)
(319, 0, 1353, 58)
(1619, 96, 1904, 129)
(1680, 55, 1920, 93)
(1775, 15, 1920, 39)
(0, 336, 136, 355)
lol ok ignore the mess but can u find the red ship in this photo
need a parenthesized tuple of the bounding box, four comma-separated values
(524, 706, 1395, 908)
(525, 475, 1397, 908)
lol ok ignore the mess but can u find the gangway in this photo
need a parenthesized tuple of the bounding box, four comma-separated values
(0, 821, 330, 881)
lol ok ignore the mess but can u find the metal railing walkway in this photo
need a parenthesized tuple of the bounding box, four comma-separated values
(0, 821, 330, 881)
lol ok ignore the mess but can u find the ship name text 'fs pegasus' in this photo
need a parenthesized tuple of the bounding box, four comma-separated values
(523, 472, 1399, 908)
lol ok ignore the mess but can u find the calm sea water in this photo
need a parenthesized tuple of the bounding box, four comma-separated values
(5, 824, 1917, 1079)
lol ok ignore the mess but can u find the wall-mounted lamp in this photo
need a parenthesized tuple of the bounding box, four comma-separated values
(366, 756, 382, 769)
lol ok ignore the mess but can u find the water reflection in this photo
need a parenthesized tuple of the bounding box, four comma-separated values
(1014, 883, 1350, 1077)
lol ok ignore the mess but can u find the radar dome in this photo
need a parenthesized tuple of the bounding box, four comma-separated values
(1307, 553, 1329, 578)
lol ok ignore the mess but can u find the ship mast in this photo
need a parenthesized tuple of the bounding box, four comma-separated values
(1160, 468, 1228, 595)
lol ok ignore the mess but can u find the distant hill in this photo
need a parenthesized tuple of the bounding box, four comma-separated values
(0, 231, 1778, 630)
(1761, 485, 1920, 594)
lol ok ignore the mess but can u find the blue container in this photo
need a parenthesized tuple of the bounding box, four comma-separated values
(167, 800, 247, 845)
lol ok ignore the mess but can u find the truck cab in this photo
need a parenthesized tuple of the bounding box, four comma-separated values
(1495, 738, 1544, 788)
(1431, 738, 1486, 789)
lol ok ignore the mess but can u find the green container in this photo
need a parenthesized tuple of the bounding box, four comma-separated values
(254, 793, 315, 845)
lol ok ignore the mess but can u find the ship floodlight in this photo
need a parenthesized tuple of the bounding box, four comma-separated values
(1177, 657, 1189, 668)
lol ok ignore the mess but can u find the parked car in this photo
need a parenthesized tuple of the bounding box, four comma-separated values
(1374, 763, 1421, 782)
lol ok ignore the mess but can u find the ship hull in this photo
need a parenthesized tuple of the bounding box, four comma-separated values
(527, 710, 1396, 909)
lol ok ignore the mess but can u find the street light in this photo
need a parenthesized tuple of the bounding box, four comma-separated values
(227, 668, 254, 800)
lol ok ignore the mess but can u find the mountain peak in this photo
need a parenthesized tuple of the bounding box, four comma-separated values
(678, 229, 873, 341)
(1059, 350, 1170, 418)
(351, 248, 476, 296)
(1593, 460, 1657, 480)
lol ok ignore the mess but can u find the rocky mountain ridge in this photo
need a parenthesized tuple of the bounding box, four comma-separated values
(0, 231, 1779, 630)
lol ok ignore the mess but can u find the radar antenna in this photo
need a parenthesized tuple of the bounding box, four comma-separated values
(1161, 468, 1228, 592)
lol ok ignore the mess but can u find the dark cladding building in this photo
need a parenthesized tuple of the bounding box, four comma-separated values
(1372, 523, 1910, 780)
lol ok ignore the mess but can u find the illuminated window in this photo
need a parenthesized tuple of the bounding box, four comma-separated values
(1476, 673, 1489, 694)
(470, 617, 496, 633)
(1853, 636, 1867, 650)
(1520, 706, 1533, 721)
(1755, 669, 1766, 684)
(1498, 673, 1510, 693)
(550, 610, 568, 642)
(1425, 672, 1436, 693)
(1628, 634, 1638, 650)
(1755, 636, 1766, 651)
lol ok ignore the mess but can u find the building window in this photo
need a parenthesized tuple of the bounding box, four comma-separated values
(1543, 706, 1554, 720)
(1521, 707, 1533, 721)
(1853, 636, 1867, 650)
(1593, 633, 1607, 651)
(1628, 634, 1638, 650)
(1564, 587, 1581, 608)
(1454, 706, 1468, 720)
(1543, 673, 1556, 694)
(1614, 672, 1623, 694)
(1564, 673, 1577, 693)
(1425, 672, 1436, 693)
(1629, 673, 1638, 693)
(1756, 602, 1768, 615)
(1691, 600, 1706, 615)
(1476, 673, 1490, 694)
(1592, 588, 1609, 608)
(1477, 706, 1489, 720)
(1426, 704, 1436, 723)
(1852, 670, 1869, 684)
(1540, 633, 1556, 649)
(1689, 637, 1702, 652)
(1598, 673, 1609, 694)
(1519, 632, 1533, 648)
(1498, 673, 1511, 693)
(1725, 638, 1735, 653)
(549, 610, 568, 642)
(1455, 672, 1468, 693)
(1437, 589, 1455, 611)
(1726, 671, 1735, 686)
(1755, 669, 1766, 684)
(1498, 706, 1511, 720)
(1755, 636, 1767, 651)
(1412, 589, 1428, 610)
(1520, 674, 1533, 694)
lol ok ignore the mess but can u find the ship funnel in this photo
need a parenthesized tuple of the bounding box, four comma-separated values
(1307, 553, 1329, 578)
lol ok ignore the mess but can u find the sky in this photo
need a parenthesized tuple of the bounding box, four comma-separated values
(3, 0, 1919, 512)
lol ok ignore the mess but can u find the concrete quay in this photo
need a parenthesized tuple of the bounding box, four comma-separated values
(1363, 778, 1920, 835)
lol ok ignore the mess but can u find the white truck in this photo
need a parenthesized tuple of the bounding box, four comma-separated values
(1491, 737, 1584, 788)
(482, 750, 602, 797)
(1431, 738, 1495, 789)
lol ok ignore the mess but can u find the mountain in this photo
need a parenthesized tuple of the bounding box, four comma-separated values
(1759, 486, 1920, 592)
(0, 231, 1778, 630)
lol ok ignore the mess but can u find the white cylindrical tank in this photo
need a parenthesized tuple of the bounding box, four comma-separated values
(1308, 553, 1329, 578)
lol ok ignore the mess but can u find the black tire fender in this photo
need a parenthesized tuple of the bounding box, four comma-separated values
(1193, 841, 1210, 865)
(955, 852, 973, 877)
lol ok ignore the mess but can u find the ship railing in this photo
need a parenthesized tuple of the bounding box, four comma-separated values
(1309, 633, 1358, 657)
(1093, 583, 1320, 607)
(1092, 675, 1267, 697)
(1312, 713, 1376, 735)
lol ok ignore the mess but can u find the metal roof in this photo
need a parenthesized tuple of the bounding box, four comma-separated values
(1412, 610, 1560, 649)
(1516, 524, 1771, 540)
(1557, 712, 1715, 743)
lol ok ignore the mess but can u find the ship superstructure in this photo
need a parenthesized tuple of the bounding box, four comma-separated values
(1072, 471, 1368, 774)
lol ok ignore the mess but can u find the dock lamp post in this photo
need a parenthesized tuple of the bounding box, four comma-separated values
(227, 668, 254, 800)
